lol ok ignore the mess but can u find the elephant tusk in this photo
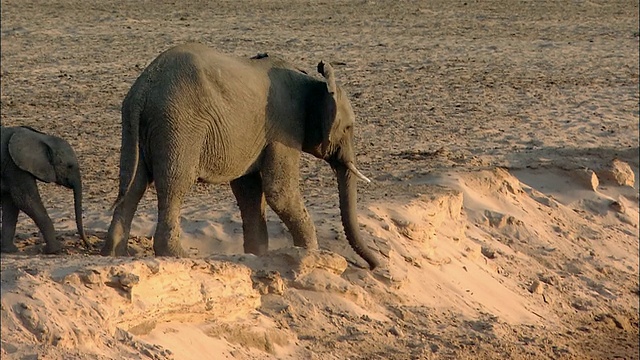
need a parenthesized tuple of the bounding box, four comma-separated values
(346, 162, 372, 183)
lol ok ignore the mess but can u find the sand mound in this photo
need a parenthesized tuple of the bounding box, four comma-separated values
(2, 165, 638, 359)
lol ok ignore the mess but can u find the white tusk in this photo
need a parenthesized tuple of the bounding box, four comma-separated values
(346, 162, 372, 183)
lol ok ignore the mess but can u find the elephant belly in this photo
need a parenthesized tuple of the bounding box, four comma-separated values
(196, 161, 259, 184)
(196, 142, 264, 184)
(196, 171, 243, 184)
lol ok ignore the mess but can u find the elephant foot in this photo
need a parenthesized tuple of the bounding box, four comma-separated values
(0, 242, 19, 253)
(154, 243, 188, 258)
(44, 241, 63, 254)
(293, 237, 319, 251)
(244, 243, 268, 256)
(304, 240, 319, 251)
(100, 243, 130, 257)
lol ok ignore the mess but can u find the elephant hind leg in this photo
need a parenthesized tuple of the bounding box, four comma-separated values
(1, 195, 20, 253)
(153, 184, 190, 257)
(152, 163, 196, 258)
(261, 143, 318, 250)
(231, 172, 268, 255)
(102, 158, 151, 256)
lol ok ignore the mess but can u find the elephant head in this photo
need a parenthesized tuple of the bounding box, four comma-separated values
(8, 127, 87, 243)
(303, 62, 380, 270)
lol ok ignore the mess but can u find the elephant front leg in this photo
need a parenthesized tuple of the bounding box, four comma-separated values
(14, 190, 61, 254)
(231, 173, 269, 255)
(1, 195, 20, 253)
(261, 143, 318, 250)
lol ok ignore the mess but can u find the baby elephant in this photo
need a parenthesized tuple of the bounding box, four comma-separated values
(1, 126, 88, 253)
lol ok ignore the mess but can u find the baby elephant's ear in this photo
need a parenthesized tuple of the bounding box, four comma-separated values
(8, 129, 56, 183)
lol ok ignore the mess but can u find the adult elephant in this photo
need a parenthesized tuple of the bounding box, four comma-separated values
(102, 43, 380, 270)
(1, 126, 88, 253)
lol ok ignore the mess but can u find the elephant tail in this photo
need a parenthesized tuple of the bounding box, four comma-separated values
(110, 92, 144, 211)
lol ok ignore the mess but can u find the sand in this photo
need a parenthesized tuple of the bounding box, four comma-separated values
(1, 0, 638, 359)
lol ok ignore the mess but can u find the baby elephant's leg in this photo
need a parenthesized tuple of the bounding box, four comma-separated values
(13, 186, 61, 254)
(1, 195, 20, 253)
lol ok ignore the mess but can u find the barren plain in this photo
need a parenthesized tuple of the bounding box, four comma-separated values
(1, 0, 639, 359)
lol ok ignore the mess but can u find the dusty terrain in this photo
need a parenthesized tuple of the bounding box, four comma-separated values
(1, 0, 639, 359)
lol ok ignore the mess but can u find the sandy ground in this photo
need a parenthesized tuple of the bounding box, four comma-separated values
(1, 0, 639, 359)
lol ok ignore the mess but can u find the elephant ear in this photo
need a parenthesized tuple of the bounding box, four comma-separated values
(317, 61, 339, 157)
(318, 61, 337, 95)
(8, 129, 57, 183)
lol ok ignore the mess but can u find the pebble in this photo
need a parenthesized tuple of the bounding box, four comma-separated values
(608, 200, 625, 213)
(529, 280, 545, 294)
(389, 326, 403, 337)
(598, 159, 635, 187)
(611, 315, 631, 331)
(573, 169, 599, 191)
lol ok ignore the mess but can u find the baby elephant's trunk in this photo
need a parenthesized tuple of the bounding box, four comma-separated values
(73, 182, 88, 246)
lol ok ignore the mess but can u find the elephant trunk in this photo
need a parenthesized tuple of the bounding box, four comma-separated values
(72, 182, 89, 246)
(335, 163, 380, 270)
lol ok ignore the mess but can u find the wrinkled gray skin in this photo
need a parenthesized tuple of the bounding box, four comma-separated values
(0, 126, 88, 253)
(102, 42, 380, 270)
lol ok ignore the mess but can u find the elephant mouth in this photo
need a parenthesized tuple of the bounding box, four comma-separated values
(329, 158, 371, 183)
